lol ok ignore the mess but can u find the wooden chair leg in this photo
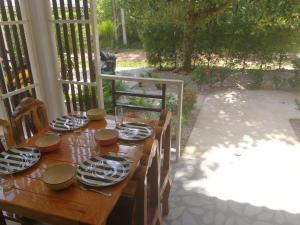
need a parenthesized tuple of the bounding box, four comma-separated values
(0, 211, 6, 225)
(162, 179, 171, 216)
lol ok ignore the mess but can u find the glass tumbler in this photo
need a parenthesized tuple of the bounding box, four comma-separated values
(114, 106, 124, 128)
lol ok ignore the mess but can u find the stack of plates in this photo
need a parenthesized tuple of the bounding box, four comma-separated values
(50, 115, 89, 131)
(0, 147, 41, 174)
(116, 123, 153, 141)
(77, 155, 131, 187)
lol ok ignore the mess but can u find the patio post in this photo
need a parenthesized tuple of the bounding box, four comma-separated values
(91, 0, 104, 109)
(19, 0, 66, 120)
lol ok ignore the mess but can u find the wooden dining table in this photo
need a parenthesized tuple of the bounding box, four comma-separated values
(0, 115, 155, 225)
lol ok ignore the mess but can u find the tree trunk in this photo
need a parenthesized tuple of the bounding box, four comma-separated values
(183, 2, 195, 72)
(112, 0, 118, 43)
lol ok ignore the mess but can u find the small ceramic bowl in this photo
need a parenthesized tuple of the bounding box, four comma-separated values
(42, 164, 76, 191)
(87, 108, 106, 121)
(95, 129, 118, 146)
(35, 134, 61, 153)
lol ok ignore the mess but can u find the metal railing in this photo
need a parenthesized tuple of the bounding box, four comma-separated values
(101, 74, 183, 161)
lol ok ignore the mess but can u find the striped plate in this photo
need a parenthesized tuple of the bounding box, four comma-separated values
(50, 115, 89, 131)
(116, 123, 153, 141)
(76, 155, 131, 187)
(0, 147, 41, 175)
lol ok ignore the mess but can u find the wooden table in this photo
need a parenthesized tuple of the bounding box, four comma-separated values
(0, 118, 149, 225)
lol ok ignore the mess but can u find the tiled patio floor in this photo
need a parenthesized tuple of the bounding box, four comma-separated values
(164, 90, 300, 225)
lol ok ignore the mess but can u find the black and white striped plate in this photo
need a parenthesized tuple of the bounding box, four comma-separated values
(76, 155, 131, 187)
(116, 123, 153, 141)
(0, 147, 41, 175)
(50, 115, 89, 131)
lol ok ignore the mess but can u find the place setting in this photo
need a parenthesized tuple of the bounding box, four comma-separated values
(49, 114, 89, 132)
(114, 107, 154, 142)
(0, 146, 41, 192)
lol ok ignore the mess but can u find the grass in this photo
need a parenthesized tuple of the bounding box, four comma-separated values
(117, 60, 148, 68)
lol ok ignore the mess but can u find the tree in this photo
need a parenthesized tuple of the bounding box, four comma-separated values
(121, 0, 300, 71)
(182, 0, 233, 71)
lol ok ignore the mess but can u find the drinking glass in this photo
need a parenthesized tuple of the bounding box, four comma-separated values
(0, 158, 14, 192)
(72, 115, 82, 147)
(114, 106, 123, 128)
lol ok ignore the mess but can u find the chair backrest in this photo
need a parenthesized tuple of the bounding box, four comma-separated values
(155, 109, 172, 174)
(0, 118, 15, 151)
(134, 138, 161, 225)
(11, 97, 48, 144)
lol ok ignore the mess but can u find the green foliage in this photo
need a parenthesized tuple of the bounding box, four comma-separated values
(192, 66, 231, 88)
(123, 0, 300, 69)
(128, 96, 153, 107)
(192, 67, 206, 88)
(166, 90, 197, 125)
(99, 20, 115, 49)
(140, 22, 183, 68)
(103, 80, 125, 113)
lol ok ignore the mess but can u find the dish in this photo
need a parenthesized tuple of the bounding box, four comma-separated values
(35, 134, 61, 153)
(0, 147, 41, 174)
(87, 108, 106, 121)
(116, 123, 153, 141)
(50, 115, 89, 131)
(42, 164, 76, 190)
(94, 129, 118, 146)
(76, 155, 130, 187)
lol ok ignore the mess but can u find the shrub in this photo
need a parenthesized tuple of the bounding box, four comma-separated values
(99, 20, 115, 49)
(103, 80, 125, 113)
(140, 21, 183, 68)
(192, 67, 206, 90)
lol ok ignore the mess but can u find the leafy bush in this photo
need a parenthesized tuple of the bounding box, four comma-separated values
(192, 66, 230, 89)
(140, 21, 183, 68)
(103, 80, 125, 113)
(99, 20, 115, 49)
(166, 90, 197, 138)
(182, 90, 197, 117)
(192, 67, 206, 89)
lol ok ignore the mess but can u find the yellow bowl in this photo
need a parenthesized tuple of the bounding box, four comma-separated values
(87, 108, 106, 121)
(42, 164, 76, 191)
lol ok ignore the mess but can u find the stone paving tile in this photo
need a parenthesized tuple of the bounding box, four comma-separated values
(163, 90, 300, 225)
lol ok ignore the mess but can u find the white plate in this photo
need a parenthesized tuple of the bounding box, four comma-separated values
(50, 115, 89, 131)
(116, 123, 153, 141)
(0, 147, 41, 174)
(76, 155, 131, 187)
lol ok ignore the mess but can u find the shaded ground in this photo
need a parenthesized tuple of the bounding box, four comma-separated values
(165, 89, 300, 225)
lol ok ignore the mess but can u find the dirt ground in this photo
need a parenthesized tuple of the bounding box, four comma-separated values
(116, 51, 146, 61)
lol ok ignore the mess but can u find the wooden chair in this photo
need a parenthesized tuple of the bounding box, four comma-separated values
(0, 119, 32, 225)
(108, 138, 162, 225)
(155, 110, 172, 216)
(11, 97, 48, 144)
(0, 118, 15, 150)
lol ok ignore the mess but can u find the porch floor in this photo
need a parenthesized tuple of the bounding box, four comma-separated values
(164, 89, 300, 225)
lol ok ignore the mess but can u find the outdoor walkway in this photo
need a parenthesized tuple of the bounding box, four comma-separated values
(165, 90, 300, 225)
